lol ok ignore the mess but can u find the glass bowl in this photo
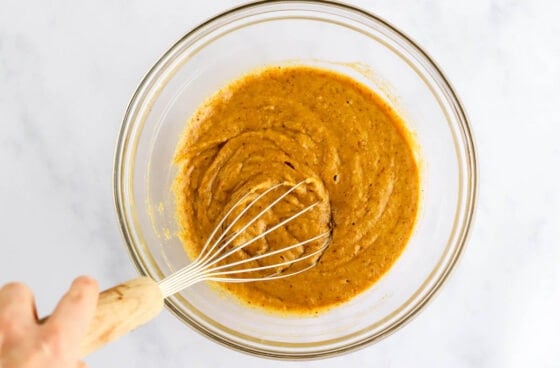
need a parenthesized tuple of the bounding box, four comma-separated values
(114, 0, 477, 359)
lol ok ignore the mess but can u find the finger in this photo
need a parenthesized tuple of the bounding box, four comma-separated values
(76, 361, 87, 368)
(0, 282, 36, 325)
(44, 276, 99, 348)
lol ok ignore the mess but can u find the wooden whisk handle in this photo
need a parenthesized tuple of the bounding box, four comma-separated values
(79, 277, 164, 357)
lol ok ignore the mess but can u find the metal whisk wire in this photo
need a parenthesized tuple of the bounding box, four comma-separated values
(158, 180, 331, 298)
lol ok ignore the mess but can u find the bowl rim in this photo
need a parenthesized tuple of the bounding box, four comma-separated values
(114, 0, 478, 359)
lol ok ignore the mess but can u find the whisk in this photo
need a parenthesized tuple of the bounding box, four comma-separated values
(72, 180, 331, 357)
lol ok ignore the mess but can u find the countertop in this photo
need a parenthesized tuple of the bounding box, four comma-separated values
(1, 1, 559, 367)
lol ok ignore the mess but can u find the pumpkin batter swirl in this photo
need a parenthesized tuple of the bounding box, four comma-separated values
(174, 66, 419, 313)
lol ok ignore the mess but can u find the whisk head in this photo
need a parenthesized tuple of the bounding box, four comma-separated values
(159, 179, 332, 298)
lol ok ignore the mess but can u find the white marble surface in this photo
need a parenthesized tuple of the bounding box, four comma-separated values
(1, 0, 559, 367)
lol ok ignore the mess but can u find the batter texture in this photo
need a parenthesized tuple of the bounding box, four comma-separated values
(174, 66, 419, 314)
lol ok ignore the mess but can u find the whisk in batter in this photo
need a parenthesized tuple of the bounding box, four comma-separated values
(160, 179, 332, 297)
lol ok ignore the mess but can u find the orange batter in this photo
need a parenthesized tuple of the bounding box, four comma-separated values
(173, 66, 419, 314)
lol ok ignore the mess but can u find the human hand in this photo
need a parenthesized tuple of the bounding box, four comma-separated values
(0, 276, 99, 368)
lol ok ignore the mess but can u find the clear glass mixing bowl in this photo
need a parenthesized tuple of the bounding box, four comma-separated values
(114, 0, 477, 359)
